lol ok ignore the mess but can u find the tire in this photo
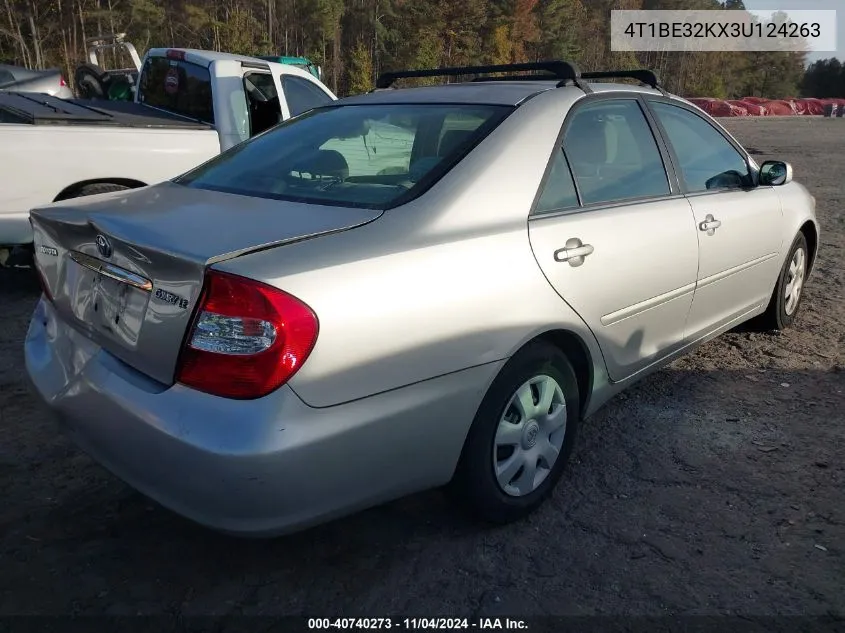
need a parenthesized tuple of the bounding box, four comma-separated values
(756, 232, 809, 331)
(74, 63, 109, 100)
(451, 341, 581, 524)
(73, 183, 130, 198)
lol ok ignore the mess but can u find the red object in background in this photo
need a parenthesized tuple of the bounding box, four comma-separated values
(727, 100, 751, 115)
(689, 99, 749, 117)
(797, 98, 825, 115)
(738, 101, 768, 116)
(789, 99, 808, 114)
(685, 95, 843, 116)
(764, 100, 797, 116)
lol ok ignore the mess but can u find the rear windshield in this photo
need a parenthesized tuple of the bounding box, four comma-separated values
(175, 103, 511, 209)
(138, 57, 214, 124)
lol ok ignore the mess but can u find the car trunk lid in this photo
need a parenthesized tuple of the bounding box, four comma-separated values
(31, 181, 382, 386)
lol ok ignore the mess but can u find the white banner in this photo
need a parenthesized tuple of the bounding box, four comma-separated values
(610, 9, 838, 53)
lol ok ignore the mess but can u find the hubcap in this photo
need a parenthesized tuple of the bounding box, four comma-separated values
(493, 375, 567, 497)
(784, 247, 806, 316)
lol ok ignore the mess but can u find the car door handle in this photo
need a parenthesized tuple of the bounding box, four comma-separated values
(699, 214, 722, 235)
(554, 239, 594, 267)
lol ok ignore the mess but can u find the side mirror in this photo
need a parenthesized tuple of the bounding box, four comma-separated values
(759, 161, 793, 187)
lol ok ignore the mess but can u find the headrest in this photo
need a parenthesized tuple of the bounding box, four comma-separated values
(565, 116, 608, 165)
(304, 149, 349, 179)
(438, 129, 475, 157)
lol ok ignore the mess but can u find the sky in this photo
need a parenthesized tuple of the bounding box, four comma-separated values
(742, 0, 843, 64)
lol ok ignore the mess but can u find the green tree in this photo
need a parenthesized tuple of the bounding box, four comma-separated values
(801, 58, 844, 98)
(348, 38, 373, 93)
(532, 0, 584, 61)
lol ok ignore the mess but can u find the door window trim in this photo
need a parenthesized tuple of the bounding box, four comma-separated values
(642, 96, 759, 197)
(529, 92, 682, 220)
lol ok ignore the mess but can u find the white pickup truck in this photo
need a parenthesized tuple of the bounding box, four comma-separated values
(0, 47, 337, 255)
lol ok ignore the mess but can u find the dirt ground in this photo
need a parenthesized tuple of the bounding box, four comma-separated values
(0, 117, 843, 621)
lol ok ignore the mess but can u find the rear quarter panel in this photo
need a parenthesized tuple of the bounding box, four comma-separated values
(217, 89, 609, 409)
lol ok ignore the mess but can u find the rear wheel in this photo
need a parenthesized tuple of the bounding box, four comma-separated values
(757, 232, 809, 331)
(451, 341, 581, 524)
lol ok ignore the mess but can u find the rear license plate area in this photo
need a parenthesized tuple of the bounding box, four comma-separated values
(65, 259, 150, 348)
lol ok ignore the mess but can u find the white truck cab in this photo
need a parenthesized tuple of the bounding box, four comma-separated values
(0, 47, 337, 257)
(139, 48, 337, 150)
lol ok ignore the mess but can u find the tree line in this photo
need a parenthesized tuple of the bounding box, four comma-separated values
(0, 0, 837, 99)
(801, 59, 845, 98)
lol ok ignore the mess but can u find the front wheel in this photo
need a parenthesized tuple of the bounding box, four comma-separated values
(757, 232, 809, 331)
(451, 341, 581, 524)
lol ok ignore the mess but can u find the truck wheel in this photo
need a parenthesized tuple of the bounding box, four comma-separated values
(73, 183, 130, 198)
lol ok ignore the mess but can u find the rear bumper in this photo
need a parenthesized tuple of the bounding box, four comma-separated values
(0, 212, 33, 246)
(25, 297, 499, 536)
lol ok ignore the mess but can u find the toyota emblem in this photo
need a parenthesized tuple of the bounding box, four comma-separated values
(95, 234, 112, 258)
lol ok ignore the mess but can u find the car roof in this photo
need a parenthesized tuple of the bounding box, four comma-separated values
(337, 81, 667, 107)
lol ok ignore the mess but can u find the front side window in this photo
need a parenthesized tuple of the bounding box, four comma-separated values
(650, 101, 750, 192)
(563, 99, 670, 205)
(281, 75, 333, 117)
(176, 104, 510, 209)
(138, 57, 214, 124)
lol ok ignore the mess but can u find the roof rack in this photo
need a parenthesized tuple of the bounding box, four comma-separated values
(468, 74, 567, 83)
(375, 60, 591, 92)
(580, 69, 666, 94)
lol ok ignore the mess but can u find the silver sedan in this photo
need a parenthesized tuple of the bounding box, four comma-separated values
(0, 63, 73, 99)
(25, 63, 819, 536)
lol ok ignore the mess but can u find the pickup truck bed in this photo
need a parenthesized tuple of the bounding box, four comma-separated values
(0, 92, 213, 129)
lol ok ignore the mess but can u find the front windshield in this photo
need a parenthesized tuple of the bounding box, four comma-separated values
(175, 103, 511, 209)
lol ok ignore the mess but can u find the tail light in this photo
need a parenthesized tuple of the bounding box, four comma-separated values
(59, 76, 67, 87)
(176, 270, 318, 400)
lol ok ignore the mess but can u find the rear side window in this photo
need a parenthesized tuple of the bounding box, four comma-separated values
(0, 69, 14, 85)
(281, 75, 333, 117)
(649, 102, 750, 192)
(176, 103, 510, 209)
(535, 149, 579, 214)
(563, 99, 670, 205)
(138, 57, 214, 124)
